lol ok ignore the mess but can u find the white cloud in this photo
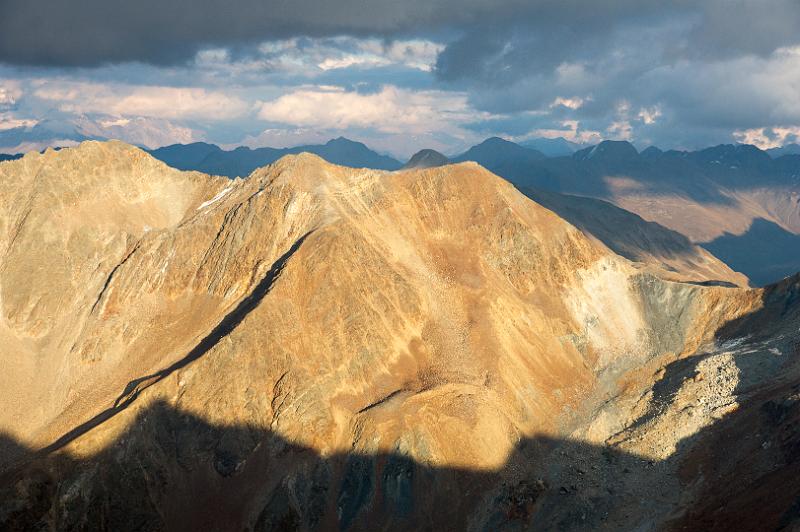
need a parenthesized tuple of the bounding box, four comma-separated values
(643, 45, 800, 131)
(264, 37, 444, 73)
(0, 80, 23, 110)
(98, 117, 131, 128)
(0, 112, 37, 131)
(606, 120, 633, 140)
(33, 81, 248, 120)
(526, 119, 602, 144)
(1, 139, 81, 154)
(0, 113, 202, 153)
(354, 39, 444, 72)
(637, 106, 662, 125)
(317, 55, 389, 71)
(193, 37, 444, 79)
(237, 128, 335, 149)
(74, 115, 201, 148)
(258, 85, 483, 135)
(733, 126, 800, 148)
(551, 97, 584, 110)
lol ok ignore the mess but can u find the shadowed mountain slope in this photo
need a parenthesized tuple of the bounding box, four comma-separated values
(523, 188, 748, 287)
(702, 218, 800, 287)
(768, 143, 800, 158)
(402, 149, 449, 169)
(521, 137, 580, 157)
(452, 137, 547, 178)
(0, 142, 798, 530)
(147, 141, 224, 171)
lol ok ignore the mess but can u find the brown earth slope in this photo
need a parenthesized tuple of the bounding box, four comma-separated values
(0, 142, 798, 531)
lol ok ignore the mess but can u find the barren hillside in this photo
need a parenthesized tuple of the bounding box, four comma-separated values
(0, 142, 798, 531)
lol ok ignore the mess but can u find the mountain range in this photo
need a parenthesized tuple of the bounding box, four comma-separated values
(149, 137, 403, 176)
(520, 136, 581, 157)
(145, 136, 800, 287)
(1, 141, 798, 530)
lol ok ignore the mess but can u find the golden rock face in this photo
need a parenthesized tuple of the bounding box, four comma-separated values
(0, 141, 798, 531)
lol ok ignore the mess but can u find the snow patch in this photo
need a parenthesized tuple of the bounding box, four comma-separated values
(197, 186, 232, 210)
(719, 336, 750, 352)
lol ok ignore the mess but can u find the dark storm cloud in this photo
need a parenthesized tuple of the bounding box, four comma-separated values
(3, 0, 800, 152)
(0, 0, 513, 66)
(4, 0, 795, 68)
(686, 0, 800, 59)
(421, 0, 800, 149)
(435, 0, 800, 85)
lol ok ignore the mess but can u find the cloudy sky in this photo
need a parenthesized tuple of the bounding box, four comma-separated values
(1, 0, 799, 157)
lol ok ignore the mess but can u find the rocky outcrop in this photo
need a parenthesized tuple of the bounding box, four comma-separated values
(0, 142, 798, 530)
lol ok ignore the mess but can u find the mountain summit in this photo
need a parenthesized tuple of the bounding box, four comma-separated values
(521, 136, 581, 157)
(573, 140, 639, 162)
(402, 148, 449, 169)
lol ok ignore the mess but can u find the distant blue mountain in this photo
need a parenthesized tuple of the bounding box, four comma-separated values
(572, 140, 639, 162)
(451, 137, 546, 180)
(520, 137, 580, 157)
(688, 143, 774, 174)
(640, 146, 664, 158)
(767, 143, 800, 158)
(0, 153, 23, 162)
(303, 137, 402, 171)
(149, 137, 402, 178)
(149, 142, 223, 171)
(454, 137, 546, 165)
(403, 149, 450, 169)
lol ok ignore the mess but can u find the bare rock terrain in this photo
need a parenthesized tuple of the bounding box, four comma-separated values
(0, 142, 798, 530)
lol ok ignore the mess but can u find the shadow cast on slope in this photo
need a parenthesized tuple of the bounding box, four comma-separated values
(0, 401, 730, 532)
(522, 188, 699, 260)
(2, 353, 800, 532)
(38, 232, 312, 458)
(2, 279, 800, 531)
(522, 188, 744, 287)
(622, 274, 800, 531)
(701, 218, 800, 287)
(506, 153, 745, 205)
